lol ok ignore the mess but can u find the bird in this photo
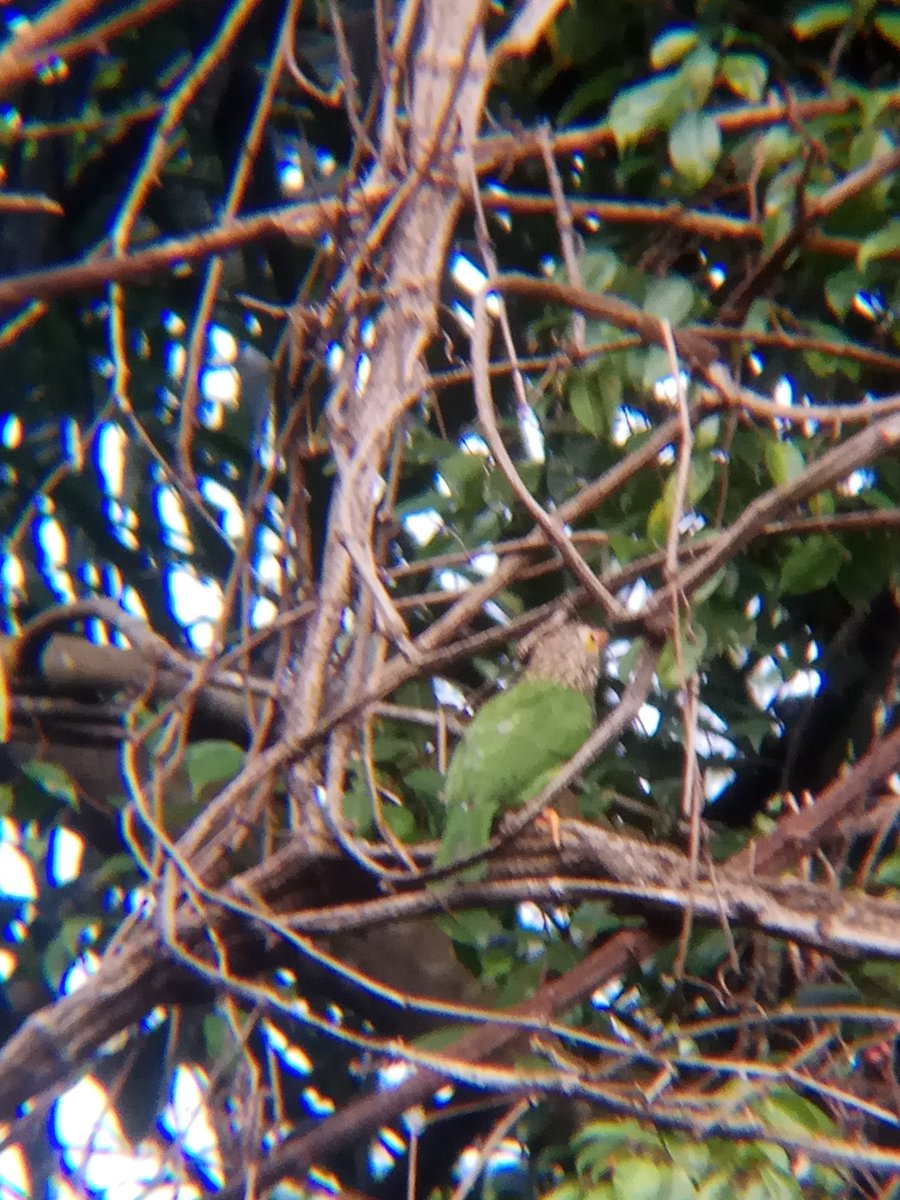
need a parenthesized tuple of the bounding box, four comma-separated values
(433, 620, 607, 877)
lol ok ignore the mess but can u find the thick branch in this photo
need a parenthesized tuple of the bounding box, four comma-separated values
(1, 703, 898, 1126)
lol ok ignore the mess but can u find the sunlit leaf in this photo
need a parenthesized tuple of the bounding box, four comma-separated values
(857, 219, 900, 270)
(644, 275, 696, 324)
(669, 111, 722, 187)
(719, 53, 768, 101)
(581, 246, 620, 293)
(696, 1171, 735, 1200)
(679, 44, 718, 105)
(764, 438, 805, 486)
(575, 1118, 656, 1171)
(754, 126, 803, 174)
(650, 27, 698, 69)
(791, 2, 852, 38)
(695, 415, 720, 449)
(874, 11, 900, 50)
(754, 1087, 838, 1137)
(608, 73, 684, 149)
(611, 1159, 671, 1200)
(848, 128, 896, 210)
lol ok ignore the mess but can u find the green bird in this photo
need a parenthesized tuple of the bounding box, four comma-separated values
(434, 621, 606, 876)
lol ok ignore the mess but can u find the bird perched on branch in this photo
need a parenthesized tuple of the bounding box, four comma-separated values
(434, 620, 606, 876)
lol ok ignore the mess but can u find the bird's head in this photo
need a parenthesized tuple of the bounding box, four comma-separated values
(520, 620, 608, 697)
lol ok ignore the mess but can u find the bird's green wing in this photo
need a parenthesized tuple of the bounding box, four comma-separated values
(433, 680, 593, 874)
(433, 794, 497, 877)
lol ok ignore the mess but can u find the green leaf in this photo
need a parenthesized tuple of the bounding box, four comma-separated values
(764, 438, 805, 486)
(438, 907, 501, 948)
(667, 1167, 701, 1200)
(754, 1087, 837, 1138)
(729, 714, 778, 753)
(575, 1119, 655, 1174)
(20, 760, 79, 808)
(382, 803, 417, 840)
(688, 455, 715, 504)
(569, 373, 608, 437)
(874, 12, 900, 51)
(342, 777, 376, 836)
(371, 731, 414, 763)
(538, 1186, 583, 1200)
(485, 458, 542, 506)
(792, 2, 852, 38)
(646, 456, 713, 546)
(857, 219, 900, 270)
(43, 936, 74, 993)
(641, 345, 673, 389)
(607, 532, 654, 564)
(60, 915, 91, 956)
(693, 566, 727, 605)
(204, 1013, 230, 1062)
(856, 83, 896, 127)
(92, 853, 138, 886)
(696, 415, 720, 449)
(644, 276, 696, 324)
(685, 930, 737, 980)
(650, 27, 698, 69)
(679, 45, 718, 105)
(556, 71, 622, 127)
(608, 73, 684, 149)
(666, 1135, 711, 1177)
(394, 489, 448, 521)
(754, 127, 803, 174)
(719, 53, 768, 101)
(744, 299, 770, 333)
(825, 267, 863, 319)
(438, 449, 488, 512)
(404, 767, 443, 806)
(406, 431, 455, 465)
(746, 1166, 803, 1200)
(779, 535, 845, 594)
(94, 58, 127, 90)
(658, 624, 708, 690)
(669, 454, 714, 510)
(669, 111, 722, 187)
(697, 1172, 735, 1200)
(848, 128, 896, 208)
(581, 246, 620, 293)
(185, 739, 244, 798)
(612, 1159, 670, 1200)
(568, 360, 622, 437)
(874, 852, 900, 886)
(569, 901, 618, 941)
(761, 203, 791, 251)
(646, 497, 669, 546)
(808, 489, 835, 517)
